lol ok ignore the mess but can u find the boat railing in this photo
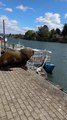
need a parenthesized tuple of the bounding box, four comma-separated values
(28, 49, 52, 68)
(45, 55, 51, 63)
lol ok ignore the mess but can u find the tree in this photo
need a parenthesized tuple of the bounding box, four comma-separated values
(62, 24, 67, 37)
(37, 25, 49, 41)
(49, 29, 56, 41)
(24, 30, 36, 40)
(56, 28, 61, 35)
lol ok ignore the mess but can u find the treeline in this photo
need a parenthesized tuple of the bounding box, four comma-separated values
(8, 23, 67, 43)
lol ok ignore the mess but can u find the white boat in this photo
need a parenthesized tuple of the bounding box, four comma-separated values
(28, 48, 55, 73)
(29, 49, 51, 66)
(8, 42, 24, 51)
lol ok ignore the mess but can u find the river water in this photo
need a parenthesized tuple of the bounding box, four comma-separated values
(8, 38, 67, 92)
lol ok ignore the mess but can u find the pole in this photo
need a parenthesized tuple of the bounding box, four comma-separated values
(0, 40, 1, 57)
(3, 20, 5, 50)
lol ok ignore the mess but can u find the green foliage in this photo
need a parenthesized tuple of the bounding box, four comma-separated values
(56, 28, 61, 35)
(24, 30, 36, 40)
(37, 25, 49, 41)
(8, 34, 24, 39)
(8, 23, 67, 43)
(62, 24, 67, 37)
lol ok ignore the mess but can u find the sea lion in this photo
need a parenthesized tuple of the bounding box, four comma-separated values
(0, 47, 34, 68)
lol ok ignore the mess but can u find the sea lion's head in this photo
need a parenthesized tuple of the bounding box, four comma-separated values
(20, 47, 34, 60)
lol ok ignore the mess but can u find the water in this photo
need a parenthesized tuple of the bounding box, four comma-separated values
(8, 38, 67, 92)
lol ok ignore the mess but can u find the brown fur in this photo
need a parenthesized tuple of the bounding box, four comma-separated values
(0, 47, 34, 68)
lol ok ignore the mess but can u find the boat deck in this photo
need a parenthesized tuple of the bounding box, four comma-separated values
(0, 67, 67, 120)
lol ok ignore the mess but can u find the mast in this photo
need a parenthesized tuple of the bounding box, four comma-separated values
(3, 20, 5, 50)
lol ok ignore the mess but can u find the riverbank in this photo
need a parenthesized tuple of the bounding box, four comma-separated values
(0, 67, 67, 120)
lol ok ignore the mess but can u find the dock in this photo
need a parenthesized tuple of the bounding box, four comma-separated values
(0, 67, 67, 120)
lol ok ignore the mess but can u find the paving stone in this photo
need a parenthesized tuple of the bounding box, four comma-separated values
(6, 111, 13, 119)
(20, 114, 27, 120)
(13, 112, 18, 118)
(14, 102, 20, 109)
(39, 114, 47, 120)
(17, 108, 23, 115)
(14, 115, 21, 120)
(1, 116, 8, 120)
(24, 109, 31, 117)
(10, 119, 15, 120)
(4, 104, 10, 111)
(36, 102, 42, 109)
(28, 116, 34, 120)
(34, 107, 40, 114)
(1, 95, 8, 105)
(0, 103, 4, 110)
(0, 68, 67, 120)
(0, 98, 2, 103)
(31, 111, 39, 119)
(10, 105, 17, 113)
(27, 105, 33, 112)
(20, 102, 26, 110)
(0, 109, 6, 117)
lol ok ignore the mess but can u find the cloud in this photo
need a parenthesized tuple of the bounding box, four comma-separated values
(0, 15, 23, 34)
(64, 13, 67, 18)
(36, 12, 63, 30)
(0, 1, 5, 8)
(16, 4, 34, 12)
(5, 8, 13, 12)
(0, 15, 34, 34)
(22, 27, 35, 33)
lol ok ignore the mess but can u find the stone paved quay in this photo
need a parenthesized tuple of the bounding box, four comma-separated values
(0, 67, 67, 120)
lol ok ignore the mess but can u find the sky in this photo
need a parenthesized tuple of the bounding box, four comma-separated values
(0, 0, 67, 34)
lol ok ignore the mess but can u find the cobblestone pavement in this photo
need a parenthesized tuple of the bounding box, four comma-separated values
(0, 67, 67, 120)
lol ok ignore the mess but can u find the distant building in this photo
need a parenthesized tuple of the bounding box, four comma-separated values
(0, 36, 4, 40)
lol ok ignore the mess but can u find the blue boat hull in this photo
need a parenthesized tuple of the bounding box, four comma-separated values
(43, 63, 55, 73)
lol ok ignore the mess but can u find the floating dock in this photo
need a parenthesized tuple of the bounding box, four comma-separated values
(0, 67, 67, 120)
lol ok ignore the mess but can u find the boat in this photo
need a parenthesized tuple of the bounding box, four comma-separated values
(30, 49, 46, 66)
(28, 48, 55, 73)
(8, 41, 24, 51)
(43, 63, 55, 73)
(41, 50, 55, 73)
